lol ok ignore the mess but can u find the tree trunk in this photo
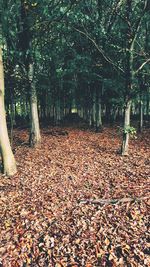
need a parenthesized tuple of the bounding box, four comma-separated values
(139, 97, 143, 132)
(121, 0, 147, 154)
(10, 89, 16, 147)
(90, 90, 96, 127)
(121, 0, 133, 156)
(29, 63, 41, 147)
(56, 99, 61, 125)
(105, 104, 111, 122)
(0, 47, 17, 176)
(121, 100, 131, 155)
(93, 91, 96, 127)
(95, 83, 103, 132)
(146, 88, 149, 119)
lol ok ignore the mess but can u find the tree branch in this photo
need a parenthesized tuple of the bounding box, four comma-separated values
(131, 0, 148, 48)
(79, 195, 150, 205)
(73, 27, 124, 74)
(135, 58, 150, 74)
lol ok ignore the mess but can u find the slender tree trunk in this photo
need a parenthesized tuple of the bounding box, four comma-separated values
(10, 100, 14, 147)
(28, 63, 41, 147)
(146, 88, 149, 119)
(93, 91, 96, 127)
(90, 89, 96, 127)
(112, 107, 118, 122)
(89, 106, 92, 127)
(138, 75, 145, 132)
(0, 47, 17, 176)
(105, 104, 111, 122)
(10, 88, 16, 146)
(121, 100, 131, 155)
(121, 0, 148, 154)
(139, 97, 143, 132)
(121, 0, 133, 156)
(95, 82, 103, 132)
(56, 100, 61, 125)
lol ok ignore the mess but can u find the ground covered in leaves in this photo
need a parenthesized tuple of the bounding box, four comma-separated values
(0, 126, 150, 267)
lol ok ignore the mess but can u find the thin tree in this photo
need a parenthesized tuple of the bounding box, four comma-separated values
(19, 1, 41, 147)
(121, 0, 148, 155)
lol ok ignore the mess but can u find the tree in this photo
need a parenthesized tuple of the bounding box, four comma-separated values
(0, 46, 17, 176)
(18, 1, 41, 147)
(121, 0, 148, 155)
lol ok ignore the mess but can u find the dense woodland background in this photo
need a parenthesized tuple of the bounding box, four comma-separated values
(0, 1, 150, 266)
(0, 0, 149, 173)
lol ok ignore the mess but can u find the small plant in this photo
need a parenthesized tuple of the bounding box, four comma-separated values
(123, 126, 137, 138)
(118, 126, 137, 138)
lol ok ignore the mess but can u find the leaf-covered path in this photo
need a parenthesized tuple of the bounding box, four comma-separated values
(0, 127, 150, 266)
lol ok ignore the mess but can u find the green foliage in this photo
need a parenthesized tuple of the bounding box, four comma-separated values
(123, 126, 137, 138)
(0, 0, 149, 120)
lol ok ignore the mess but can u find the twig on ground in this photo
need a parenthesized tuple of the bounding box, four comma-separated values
(79, 195, 150, 205)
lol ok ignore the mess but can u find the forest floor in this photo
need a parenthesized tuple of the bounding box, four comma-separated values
(0, 126, 150, 267)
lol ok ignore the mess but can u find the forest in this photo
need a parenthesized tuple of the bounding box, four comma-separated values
(0, 0, 150, 266)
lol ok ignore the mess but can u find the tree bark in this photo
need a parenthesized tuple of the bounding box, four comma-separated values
(146, 88, 149, 119)
(121, 0, 133, 156)
(95, 84, 103, 132)
(139, 97, 143, 132)
(121, 100, 131, 155)
(91, 89, 96, 127)
(10, 88, 16, 147)
(29, 63, 41, 147)
(0, 47, 17, 176)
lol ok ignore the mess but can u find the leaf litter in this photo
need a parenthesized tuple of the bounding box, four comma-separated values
(0, 126, 150, 266)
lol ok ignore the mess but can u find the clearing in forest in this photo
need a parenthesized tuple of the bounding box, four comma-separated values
(0, 127, 150, 266)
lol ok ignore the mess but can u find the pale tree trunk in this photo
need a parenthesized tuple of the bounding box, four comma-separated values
(95, 83, 103, 132)
(146, 88, 149, 118)
(121, 0, 132, 156)
(138, 75, 144, 132)
(28, 63, 41, 147)
(56, 99, 61, 125)
(121, 100, 131, 155)
(121, 0, 147, 155)
(0, 47, 17, 176)
(89, 104, 93, 127)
